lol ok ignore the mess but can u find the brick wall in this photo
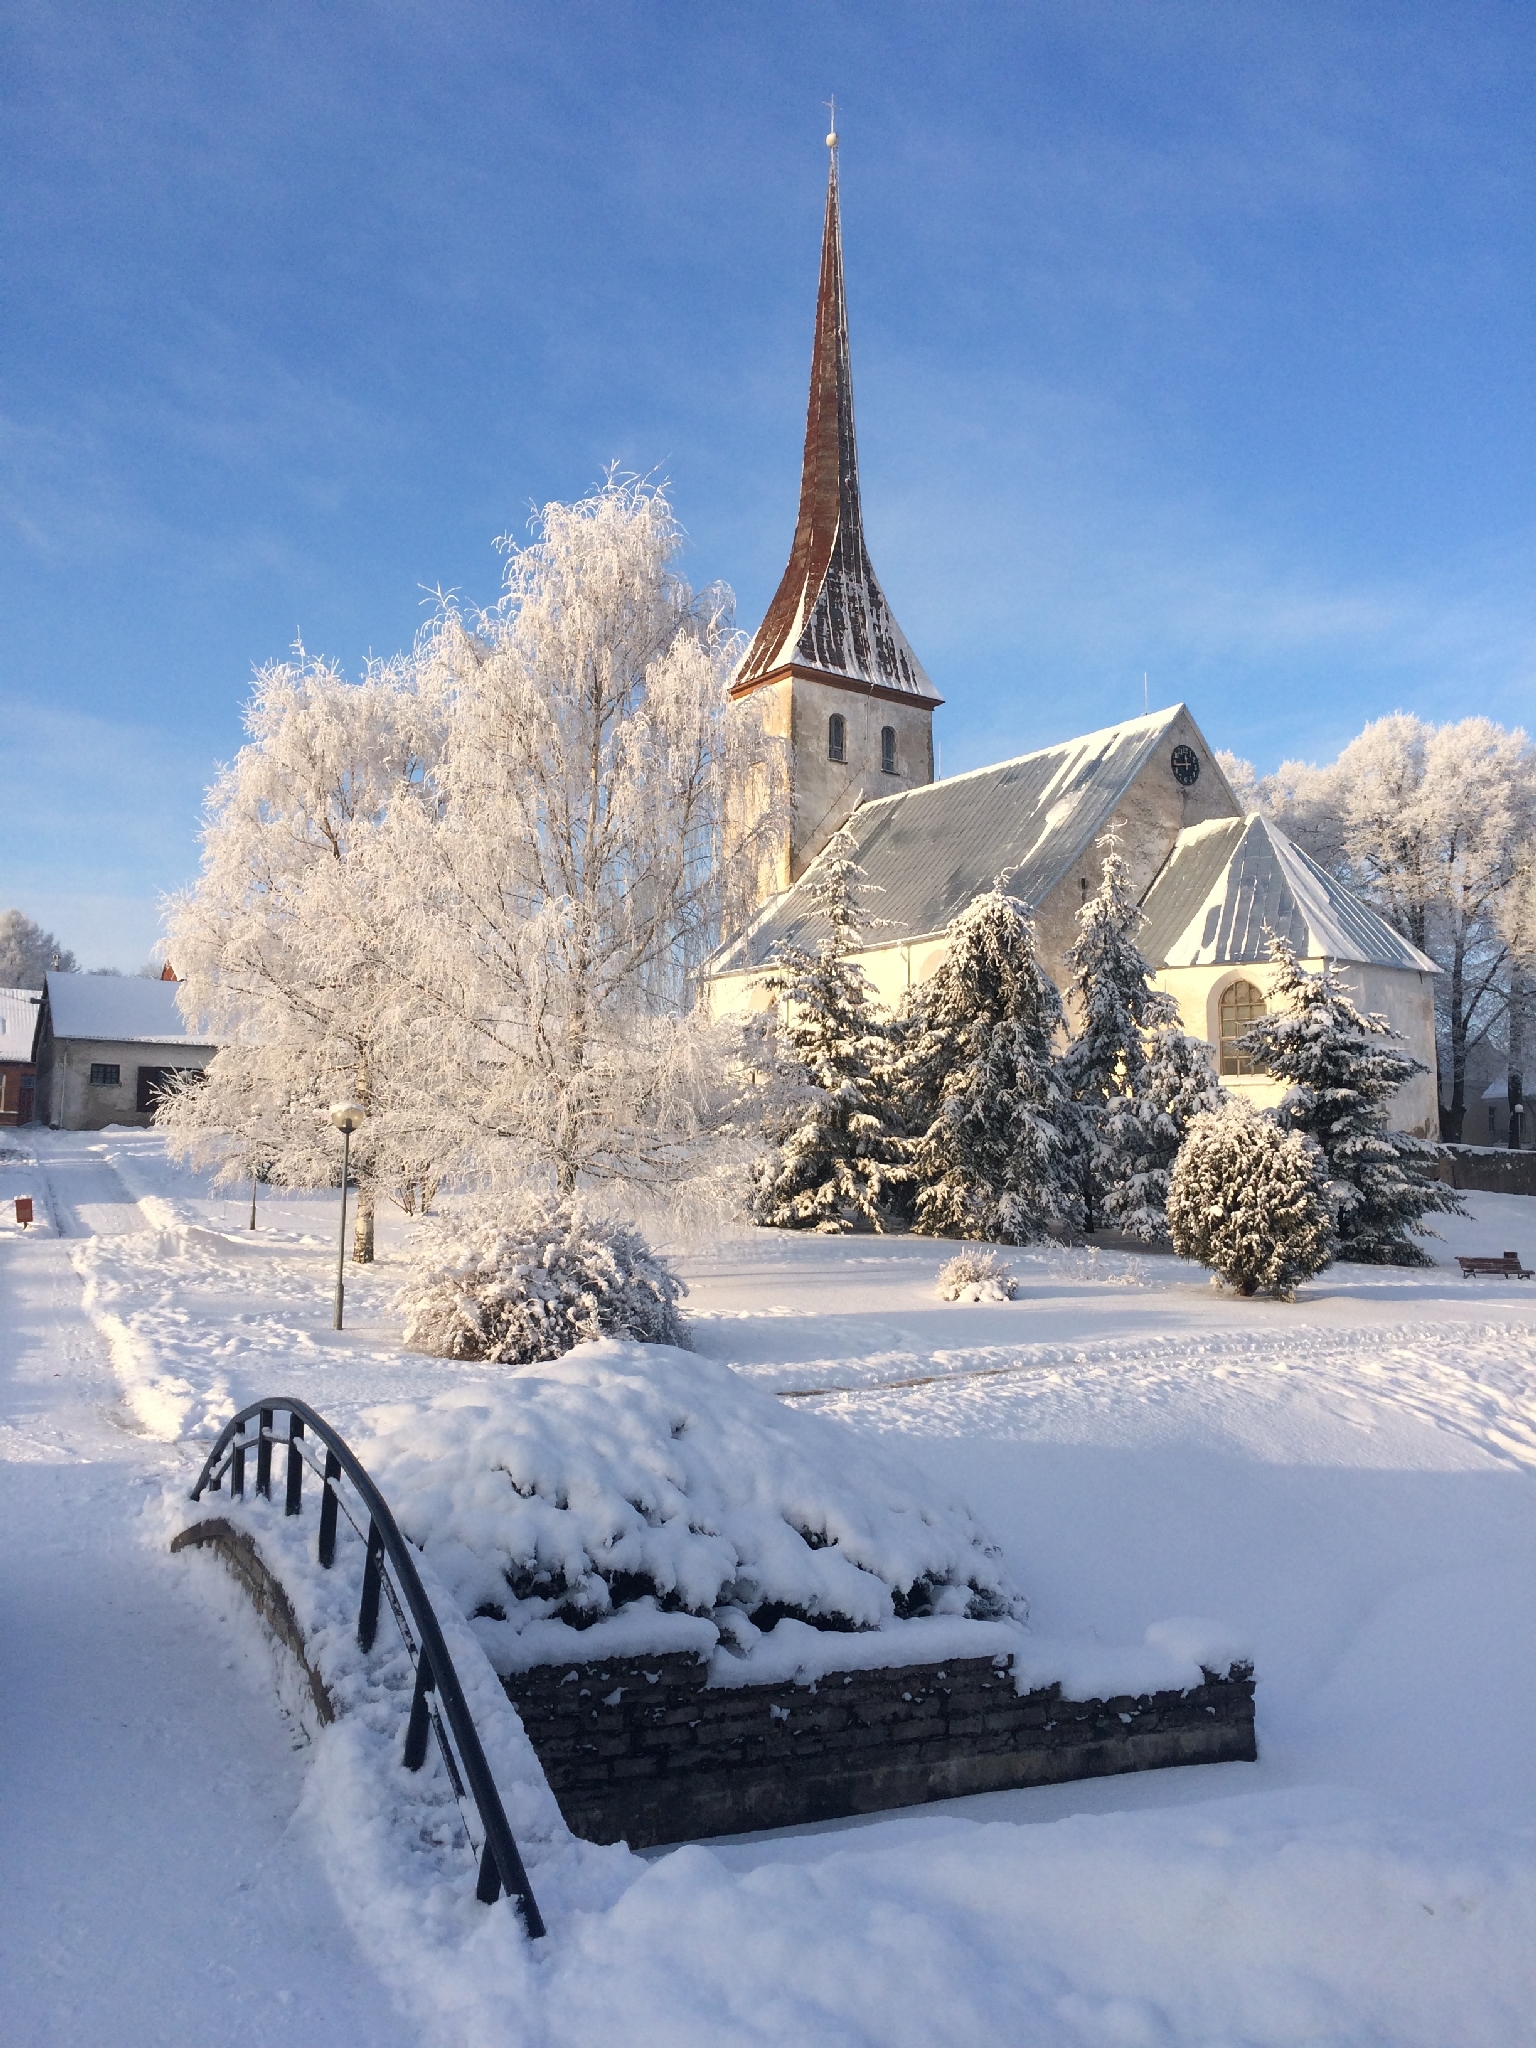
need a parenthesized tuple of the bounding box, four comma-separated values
(505, 1649, 1256, 1850)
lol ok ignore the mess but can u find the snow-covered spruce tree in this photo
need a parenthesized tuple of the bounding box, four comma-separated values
(400, 1190, 688, 1364)
(404, 476, 784, 1199)
(1060, 831, 1182, 1233)
(1238, 935, 1462, 1265)
(1167, 1098, 1333, 1297)
(1096, 1017, 1225, 1241)
(161, 650, 445, 1259)
(900, 888, 1070, 1242)
(748, 829, 907, 1231)
(1234, 713, 1536, 1138)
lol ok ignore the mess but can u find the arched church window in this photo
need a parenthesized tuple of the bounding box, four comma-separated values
(828, 713, 846, 763)
(1218, 980, 1266, 1075)
(881, 726, 897, 775)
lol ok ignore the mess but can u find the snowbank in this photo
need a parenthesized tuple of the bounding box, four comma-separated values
(360, 1341, 1023, 1674)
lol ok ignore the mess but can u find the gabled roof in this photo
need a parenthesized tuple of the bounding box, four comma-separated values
(42, 972, 217, 1046)
(731, 146, 938, 708)
(1138, 813, 1438, 974)
(0, 985, 41, 1060)
(712, 705, 1202, 974)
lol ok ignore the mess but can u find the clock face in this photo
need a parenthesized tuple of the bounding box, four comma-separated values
(1171, 743, 1201, 787)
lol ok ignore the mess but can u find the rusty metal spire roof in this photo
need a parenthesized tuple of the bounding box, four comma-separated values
(732, 139, 940, 707)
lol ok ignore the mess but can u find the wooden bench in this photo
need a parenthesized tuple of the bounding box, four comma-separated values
(1456, 1252, 1533, 1279)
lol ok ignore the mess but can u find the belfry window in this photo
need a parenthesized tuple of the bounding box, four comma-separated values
(881, 725, 897, 775)
(828, 713, 846, 763)
(1218, 980, 1266, 1075)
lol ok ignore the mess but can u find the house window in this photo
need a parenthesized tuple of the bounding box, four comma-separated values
(881, 725, 897, 775)
(88, 1062, 121, 1086)
(828, 713, 846, 763)
(1218, 981, 1265, 1076)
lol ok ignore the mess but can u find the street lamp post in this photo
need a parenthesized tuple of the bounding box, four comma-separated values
(329, 1101, 367, 1330)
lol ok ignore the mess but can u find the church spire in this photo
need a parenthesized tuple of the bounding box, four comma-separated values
(733, 137, 940, 707)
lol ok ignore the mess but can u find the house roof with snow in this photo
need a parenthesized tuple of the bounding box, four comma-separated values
(41, 972, 218, 1047)
(1138, 814, 1438, 974)
(0, 986, 42, 1060)
(711, 705, 1212, 974)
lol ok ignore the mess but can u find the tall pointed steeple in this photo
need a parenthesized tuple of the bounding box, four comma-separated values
(733, 140, 940, 707)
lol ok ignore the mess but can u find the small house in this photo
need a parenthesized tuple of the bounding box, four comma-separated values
(0, 986, 41, 1126)
(34, 974, 218, 1131)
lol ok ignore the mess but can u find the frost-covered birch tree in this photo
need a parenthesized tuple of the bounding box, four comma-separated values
(161, 650, 442, 1259)
(405, 476, 783, 1196)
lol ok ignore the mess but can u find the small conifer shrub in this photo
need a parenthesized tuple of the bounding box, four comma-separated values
(400, 1192, 688, 1363)
(1167, 1100, 1333, 1297)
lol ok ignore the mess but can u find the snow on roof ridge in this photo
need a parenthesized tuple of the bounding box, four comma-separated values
(856, 702, 1187, 812)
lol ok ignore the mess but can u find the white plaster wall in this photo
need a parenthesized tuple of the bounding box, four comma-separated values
(1154, 960, 1439, 1137)
(42, 1040, 215, 1131)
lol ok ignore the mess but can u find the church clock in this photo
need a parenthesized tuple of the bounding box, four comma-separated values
(1170, 744, 1201, 787)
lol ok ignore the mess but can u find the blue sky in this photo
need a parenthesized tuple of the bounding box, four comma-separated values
(3, 1, 1531, 967)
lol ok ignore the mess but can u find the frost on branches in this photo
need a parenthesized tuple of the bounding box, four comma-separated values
(407, 476, 784, 1198)
(1167, 1098, 1333, 1297)
(1061, 834, 1221, 1239)
(1230, 713, 1536, 1139)
(160, 649, 443, 1260)
(748, 830, 907, 1232)
(1239, 935, 1462, 1265)
(400, 1191, 689, 1364)
(362, 1345, 1021, 1664)
(935, 1248, 1019, 1302)
(901, 888, 1068, 1243)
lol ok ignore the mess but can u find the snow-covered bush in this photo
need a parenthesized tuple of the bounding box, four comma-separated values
(361, 1343, 1022, 1658)
(936, 1248, 1019, 1302)
(400, 1193, 688, 1363)
(1167, 1099, 1333, 1297)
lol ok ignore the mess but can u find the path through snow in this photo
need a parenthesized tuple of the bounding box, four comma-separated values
(0, 1138, 415, 2048)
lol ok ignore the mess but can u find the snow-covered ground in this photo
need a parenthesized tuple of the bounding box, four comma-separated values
(6, 1128, 1536, 2044)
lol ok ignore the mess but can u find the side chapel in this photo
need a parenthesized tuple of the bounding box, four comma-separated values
(706, 138, 1438, 1138)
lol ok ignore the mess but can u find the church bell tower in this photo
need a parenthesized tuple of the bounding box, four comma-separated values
(731, 128, 942, 901)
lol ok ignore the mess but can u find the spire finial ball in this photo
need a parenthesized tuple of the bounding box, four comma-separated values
(826, 130, 837, 148)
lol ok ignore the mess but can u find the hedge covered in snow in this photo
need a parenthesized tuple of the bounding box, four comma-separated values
(399, 1194, 688, 1363)
(360, 1341, 1022, 1668)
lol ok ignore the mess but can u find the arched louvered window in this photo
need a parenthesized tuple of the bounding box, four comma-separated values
(1219, 980, 1266, 1075)
(828, 713, 846, 763)
(880, 725, 897, 775)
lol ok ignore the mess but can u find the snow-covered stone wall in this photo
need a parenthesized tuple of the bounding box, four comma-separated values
(504, 1647, 1257, 1849)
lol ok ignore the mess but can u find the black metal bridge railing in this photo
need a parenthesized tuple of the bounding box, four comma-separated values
(188, 1396, 546, 1937)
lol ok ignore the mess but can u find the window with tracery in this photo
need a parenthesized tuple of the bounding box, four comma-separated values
(828, 713, 846, 763)
(880, 725, 897, 774)
(1218, 980, 1266, 1075)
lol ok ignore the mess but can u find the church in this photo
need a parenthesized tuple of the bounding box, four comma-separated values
(707, 139, 1439, 1140)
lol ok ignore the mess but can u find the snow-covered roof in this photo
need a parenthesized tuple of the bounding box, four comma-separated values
(1138, 814, 1438, 974)
(43, 972, 218, 1047)
(0, 985, 41, 1059)
(712, 705, 1214, 973)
